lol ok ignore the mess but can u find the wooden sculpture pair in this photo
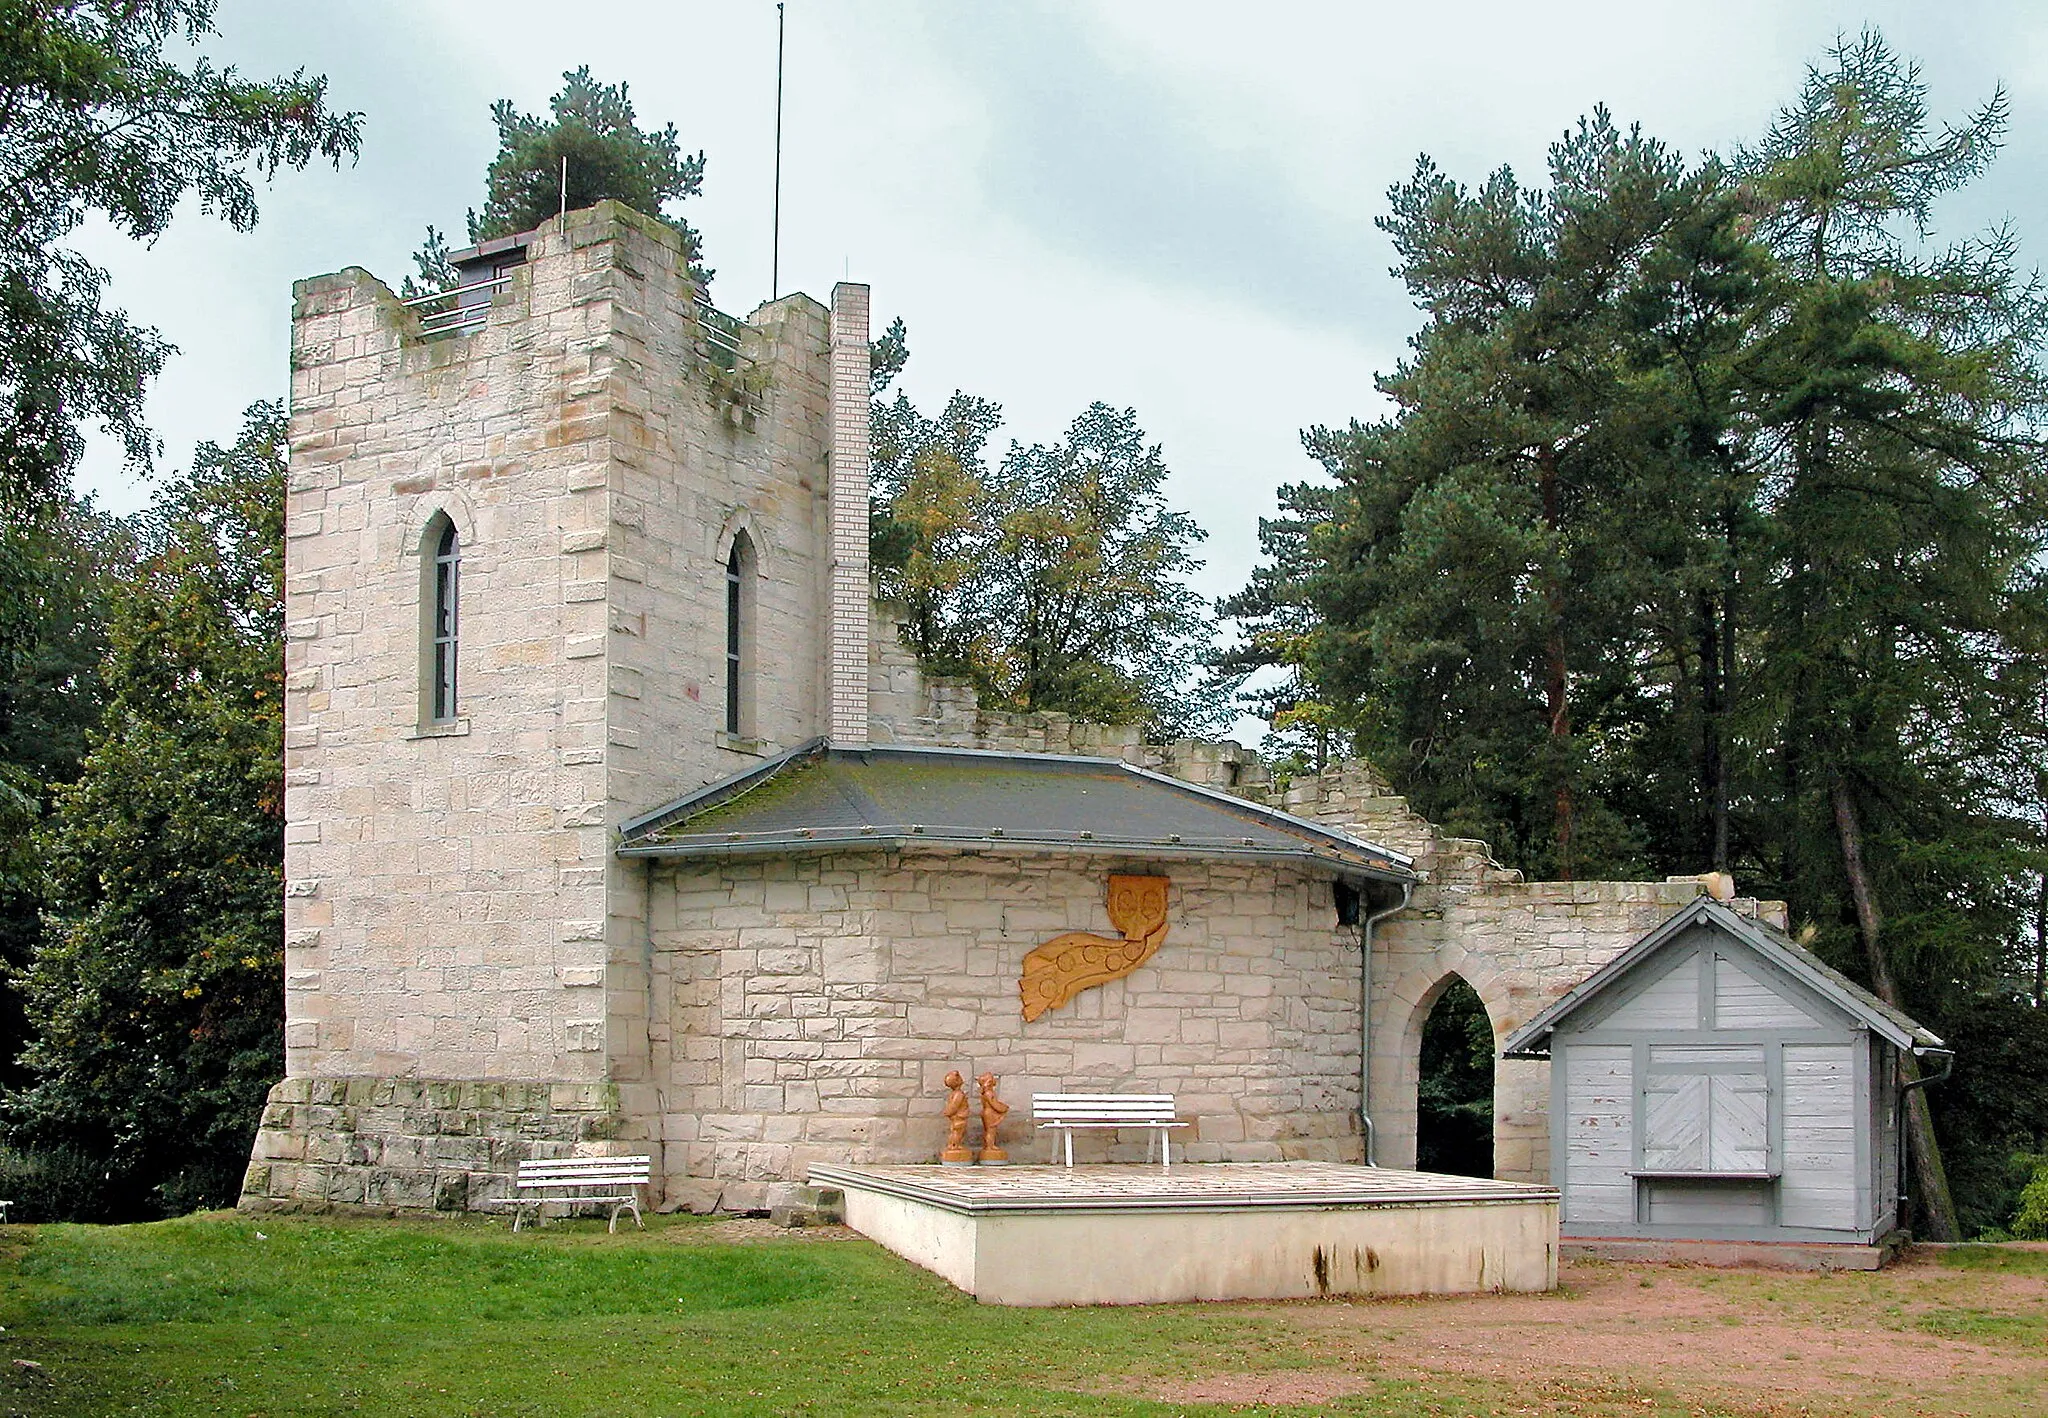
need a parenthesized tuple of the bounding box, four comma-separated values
(941, 1071, 1010, 1165)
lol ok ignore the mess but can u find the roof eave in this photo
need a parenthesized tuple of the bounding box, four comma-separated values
(616, 736, 827, 844)
(615, 833, 1413, 882)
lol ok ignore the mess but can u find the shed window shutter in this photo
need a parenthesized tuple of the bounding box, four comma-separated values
(1707, 1073, 1769, 1171)
(1641, 1074, 1708, 1171)
(1642, 1046, 1771, 1174)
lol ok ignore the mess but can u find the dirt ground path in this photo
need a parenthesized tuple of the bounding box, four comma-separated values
(1143, 1251, 2048, 1416)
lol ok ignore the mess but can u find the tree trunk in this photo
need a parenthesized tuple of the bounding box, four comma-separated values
(2034, 867, 2045, 1009)
(1697, 592, 1725, 871)
(1714, 497, 1739, 872)
(1538, 444, 1574, 877)
(1830, 776, 1960, 1241)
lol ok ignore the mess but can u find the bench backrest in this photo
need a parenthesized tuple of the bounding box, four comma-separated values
(515, 1155, 652, 1188)
(1032, 1093, 1177, 1124)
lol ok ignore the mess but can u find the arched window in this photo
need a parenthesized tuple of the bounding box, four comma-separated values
(422, 514, 460, 723)
(724, 531, 753, 736)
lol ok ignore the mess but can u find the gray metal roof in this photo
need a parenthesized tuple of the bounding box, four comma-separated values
(1500, 896, 1945, 1057)
(616, 739, 1414, 882)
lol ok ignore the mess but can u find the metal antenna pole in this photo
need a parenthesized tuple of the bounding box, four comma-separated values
(772, 2, 786, 300)
(559, 155, 568, 219)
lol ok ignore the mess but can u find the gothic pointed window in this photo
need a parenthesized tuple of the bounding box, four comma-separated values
(422, 515, 460, 723)
(725, 531, 753, 737)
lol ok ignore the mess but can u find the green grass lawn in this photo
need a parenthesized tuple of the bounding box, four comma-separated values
(0, 1215, 2039, 1418)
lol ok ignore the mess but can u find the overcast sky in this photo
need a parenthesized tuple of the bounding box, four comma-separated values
(73, 0, 2048, 619)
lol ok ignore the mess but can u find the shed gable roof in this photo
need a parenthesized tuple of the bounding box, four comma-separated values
(1501, 897, 1943, 1057)
(615, 739, 1415, 884)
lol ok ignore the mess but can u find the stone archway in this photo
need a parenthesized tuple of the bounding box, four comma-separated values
(1415, 973, 1494, 1177)
(1371, 940, 1570, 1183)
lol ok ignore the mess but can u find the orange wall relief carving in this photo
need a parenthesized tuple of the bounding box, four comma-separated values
(1018, 874, 1170, 1022)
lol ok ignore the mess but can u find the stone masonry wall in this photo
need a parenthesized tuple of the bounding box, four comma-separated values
(277, 215, 624, 1088)
(868, 603, 1274, 795)
(576, 221, 849, 1141)
(647, 852, 1364, 1184)
(862, 613, 1803, 1188)
(248, 206, 848, 1211)
(243, 1078, 623, 1214)
(1280, 779, 1788, 1184)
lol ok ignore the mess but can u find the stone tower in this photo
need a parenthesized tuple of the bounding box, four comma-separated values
(245, 203, 871, 1210)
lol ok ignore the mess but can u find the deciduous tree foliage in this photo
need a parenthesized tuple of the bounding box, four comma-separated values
(6, 405, 285, 1220)
(1228, 32, 2048, 1236)
(0, 3, 347, 1214)
(871, 355, 1220, 737)
(0, 501, 126, 1091)
(0, 0, 359, 517)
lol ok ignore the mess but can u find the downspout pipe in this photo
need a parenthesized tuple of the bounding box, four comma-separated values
(1895, 1045, 1954, 1229)
(1358, 880, 1414, 1167)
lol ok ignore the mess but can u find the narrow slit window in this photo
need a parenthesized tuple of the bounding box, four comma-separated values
(725, 538, 745, 734)
(431, 519, 460, 721)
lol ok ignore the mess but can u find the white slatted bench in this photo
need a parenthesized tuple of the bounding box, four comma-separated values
(500, 1155, 651, 1232)
(1033, 1094, 1188, 1171)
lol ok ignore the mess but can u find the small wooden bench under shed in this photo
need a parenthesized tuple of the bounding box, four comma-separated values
(1502, 897, 1947, 1260)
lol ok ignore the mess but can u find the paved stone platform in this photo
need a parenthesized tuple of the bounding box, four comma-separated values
(809, 1161, 1559, 1305)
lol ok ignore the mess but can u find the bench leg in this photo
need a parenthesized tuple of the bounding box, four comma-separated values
(1159, 1126, 1171, 1172)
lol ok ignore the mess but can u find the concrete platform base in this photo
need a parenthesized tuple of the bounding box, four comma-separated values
(1563, 1234, 1902, 1271)
(809, 1161, 1559, 1306)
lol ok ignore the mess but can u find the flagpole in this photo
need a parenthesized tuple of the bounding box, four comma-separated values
(771, 2, 786, 301)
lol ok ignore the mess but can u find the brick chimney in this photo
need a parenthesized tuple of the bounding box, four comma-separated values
(827, 283, 871, 747)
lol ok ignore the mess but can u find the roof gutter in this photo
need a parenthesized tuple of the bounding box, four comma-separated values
(1358, 880, 1414, 1166)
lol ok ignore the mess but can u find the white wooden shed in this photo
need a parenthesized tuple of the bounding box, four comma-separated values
(1501, 898, 1947, 1248)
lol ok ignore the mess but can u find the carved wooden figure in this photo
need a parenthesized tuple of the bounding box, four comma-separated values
(1019, 874, 1170, 1021)
(976, 1073, 1010, 1164)
(941, 1069, 974, 1164)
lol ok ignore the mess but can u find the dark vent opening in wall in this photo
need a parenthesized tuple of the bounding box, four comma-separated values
(1334, 881, 1361, 926)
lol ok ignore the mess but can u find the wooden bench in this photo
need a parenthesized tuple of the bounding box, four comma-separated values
(1033, 1094, 1187, 1171)
(501, 1155, 651, 1232)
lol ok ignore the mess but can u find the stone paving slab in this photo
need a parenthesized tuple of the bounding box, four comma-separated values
(809, 1161, 1558, 1214)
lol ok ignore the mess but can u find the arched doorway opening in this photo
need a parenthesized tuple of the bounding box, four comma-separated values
(1417, 975, 1495, 1177)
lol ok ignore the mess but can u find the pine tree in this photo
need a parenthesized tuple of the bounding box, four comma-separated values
(1734, 30, 2048, 1239)
(409, 67, 709, 294)
(1253, 112, 1726, 876)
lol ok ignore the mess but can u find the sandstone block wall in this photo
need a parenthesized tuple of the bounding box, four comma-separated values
(868, 602, 1273, 795)
(243, 1078, 622, 1214)
(280, 215, 624, 1086)
(1306, 785, 1787, 1183)
(251, 205, 857, 1210)
(864, 607, 1803, 1188)
(646, 852, 1365, 1183)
